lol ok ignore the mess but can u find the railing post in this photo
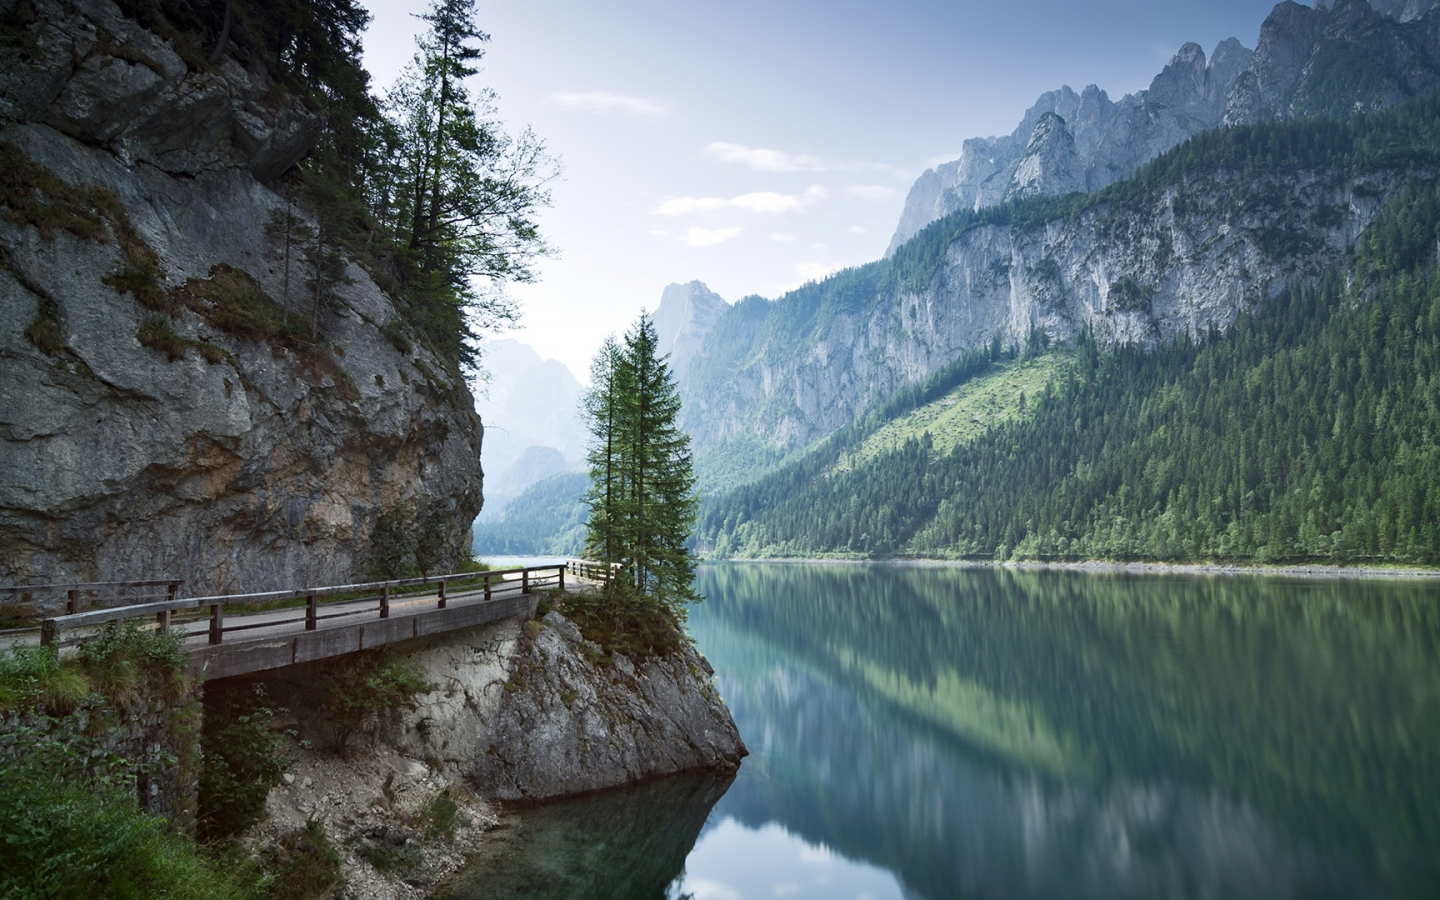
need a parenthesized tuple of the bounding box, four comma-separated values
(41, 620, 55, 646)
(209, 603, 223, 645)
(438, 579, 447, 609)
(558, 565, 565, 592)
(522, 568, 530, 595)
(67, 588, 79, 615)
(380, 584, 390, 619)
(484, 573, 492, 602)
(156, 609, 170, 631)
(167, 582, 179, 604)
(306, 593, 317, 630)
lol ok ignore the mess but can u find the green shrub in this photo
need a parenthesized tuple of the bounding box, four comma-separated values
(563, 586, 687, 659)
(137, 317, 190, 360)
(198, 683, 288, 841)
(0, 724, 250, 900)
(366, 506, 417, 580)
(264, 820, 342, 900)
(0, 643, 88, 714)
(23, 314, 63, 355)
(319, 652, 435, 755)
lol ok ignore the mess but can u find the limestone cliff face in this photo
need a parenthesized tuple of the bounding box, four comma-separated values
(0, 0, 482, 592)
(682, 167, 1401, 454)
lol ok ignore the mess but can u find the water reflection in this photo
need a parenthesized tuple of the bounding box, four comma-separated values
(437, 772, 733, 899)
(449, 564, 1440, 900)
(691, 564, 1440, 900)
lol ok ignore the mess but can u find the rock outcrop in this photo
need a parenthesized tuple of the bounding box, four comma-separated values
(473, 611, 746, 801)
(0, 0, 482, 591)
(243, 605, 745, 896)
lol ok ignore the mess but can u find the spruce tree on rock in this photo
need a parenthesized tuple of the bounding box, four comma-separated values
(583, 313, 699, 613)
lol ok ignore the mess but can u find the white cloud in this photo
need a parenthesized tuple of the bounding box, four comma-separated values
(648, 229, 669, 237)
(771, 232, 797, 242)
(545, 90, 668, 117)
(685, 879, 744, 900)
(653, 196, 729, 216)
(848, 226, 866, 234)
(653, 185, 827, 217)
(846, 184, 897, 202)
(772, 884, 801, 898)
(704, 141, 825, 172)
(686, 226, 742, 247)
(796, 261, 842, 282)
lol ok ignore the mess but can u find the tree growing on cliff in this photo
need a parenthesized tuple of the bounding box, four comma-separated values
(582, 314, 700, 614)
(375, 0, 555, 368)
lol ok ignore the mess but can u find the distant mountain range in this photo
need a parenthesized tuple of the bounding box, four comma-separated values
(474, 340, 586, 515)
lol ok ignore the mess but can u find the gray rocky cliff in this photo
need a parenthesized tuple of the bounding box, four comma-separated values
(0, 0, 482, 591)
(652, 280, 730, 379)
(267, 611, 745, 802)
(886, 39, 1253, 254)
(1227, 0, 1440, 124)
(682, 166, 1403, 456)
(888, 1, 1440, 256)
(472, 611, 746, 802)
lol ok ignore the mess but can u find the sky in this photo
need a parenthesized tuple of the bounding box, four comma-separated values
(360, 0, 1288, 380)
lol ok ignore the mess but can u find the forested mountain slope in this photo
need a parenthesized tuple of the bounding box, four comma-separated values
(700, 139, 1440, 563)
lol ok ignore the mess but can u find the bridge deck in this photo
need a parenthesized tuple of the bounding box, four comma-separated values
(185, 585, 539, 680)
(4, 561, 617, 681)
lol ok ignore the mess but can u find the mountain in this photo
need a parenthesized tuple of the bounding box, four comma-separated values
(678, 0, 1440, 476)
(472, 471, 589, 557)
(886, 0, 1440, 256)
(699, 158, 1440, 563)
(652, 281, 729, 378)
(474, 339, 585, 505)
(887, 37, 1252, 254)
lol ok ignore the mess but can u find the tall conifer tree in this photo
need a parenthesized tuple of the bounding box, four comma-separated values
(583, 313, 699, 611)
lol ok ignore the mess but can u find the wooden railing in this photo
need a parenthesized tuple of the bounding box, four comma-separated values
(0, 579, 184, 619)
(566, 559, 621, 584)
(30, 564, 596, 648)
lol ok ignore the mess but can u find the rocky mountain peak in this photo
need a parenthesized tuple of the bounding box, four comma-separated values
(653, 281, 729, 378)
(885, 34, 1252, 255)
(1320, 0, 1440, 23)
(1226, 0, 1440, 124)
(1005, 112, 1083, 202)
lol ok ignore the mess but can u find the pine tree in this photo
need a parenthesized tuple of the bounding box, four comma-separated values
(380, 0, 555, 367)
(583, 314, 700, 612)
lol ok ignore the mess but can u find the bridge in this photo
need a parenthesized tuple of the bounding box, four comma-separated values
(1, 561, 615, 680)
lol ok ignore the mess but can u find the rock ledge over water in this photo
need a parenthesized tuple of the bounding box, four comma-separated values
(473, 611, 747, 802)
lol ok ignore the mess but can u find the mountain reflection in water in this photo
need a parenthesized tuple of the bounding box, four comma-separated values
(449, 564, 1440, 900)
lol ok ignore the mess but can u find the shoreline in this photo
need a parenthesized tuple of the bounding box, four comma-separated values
(699, 557, 1440, 580)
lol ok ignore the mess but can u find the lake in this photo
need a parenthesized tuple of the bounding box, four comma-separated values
(441, 563, 1440, 900)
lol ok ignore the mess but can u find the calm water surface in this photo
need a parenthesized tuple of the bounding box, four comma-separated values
(442, 564, 1440, 900)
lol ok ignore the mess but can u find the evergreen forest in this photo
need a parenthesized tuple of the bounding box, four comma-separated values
(700, 96, 1440, 566)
